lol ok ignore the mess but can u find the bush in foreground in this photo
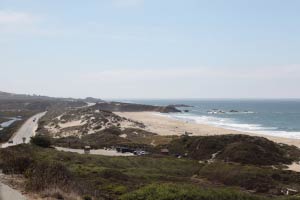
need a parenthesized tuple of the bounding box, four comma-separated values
(0, 147, 33, 174)
(25, 161, 72, 191)
(120, 183, 268, 200)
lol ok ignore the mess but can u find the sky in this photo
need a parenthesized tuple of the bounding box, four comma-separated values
(0, 0, 300, 99)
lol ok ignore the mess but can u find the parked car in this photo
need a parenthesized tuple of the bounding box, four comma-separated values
(8, 140, 13, 144)
(134, 150, 149, 156)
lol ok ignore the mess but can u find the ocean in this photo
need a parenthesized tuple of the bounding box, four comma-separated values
(121, 99, 300, 139)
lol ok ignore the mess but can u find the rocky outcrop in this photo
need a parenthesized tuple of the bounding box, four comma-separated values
(169, 104, 193, 107)
(92, 102, 181, 113)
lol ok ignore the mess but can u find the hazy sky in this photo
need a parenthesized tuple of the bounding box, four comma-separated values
(1, 0, 300, 99)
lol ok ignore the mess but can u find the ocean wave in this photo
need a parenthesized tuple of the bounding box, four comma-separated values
(157, 113, 300, 139)
(206, 110, 256, 115)
(227, 111, 255, 114)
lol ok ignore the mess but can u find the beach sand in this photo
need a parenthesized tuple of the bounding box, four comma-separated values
(115, 112, 300, 148)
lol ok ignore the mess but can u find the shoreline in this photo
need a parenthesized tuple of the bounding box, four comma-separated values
(116, 112, 300, 148)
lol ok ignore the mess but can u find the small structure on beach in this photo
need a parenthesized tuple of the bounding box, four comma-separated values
(183, 131, 193, 136)
(160, 148, 169, 155)
(84, 146, 91, 154)
(185, 131, 193, 135)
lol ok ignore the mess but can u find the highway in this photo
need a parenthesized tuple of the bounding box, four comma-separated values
(1, 111, 46, 148)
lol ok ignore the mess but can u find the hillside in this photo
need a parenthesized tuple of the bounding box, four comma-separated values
(39, 106, 146, 138)
(2, 144, 300, 199)
(52, 127, 173, 150)
(167, 134, 300, 165)
(92, 102, 181, 113)
(0, 90, 104, 103)
(0, 90, 62, 101)
(2, 90, 300, 199)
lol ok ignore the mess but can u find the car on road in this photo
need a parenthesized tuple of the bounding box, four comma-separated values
(8, 140, 13, 144)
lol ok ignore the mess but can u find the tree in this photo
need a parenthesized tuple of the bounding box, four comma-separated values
(30, 135, 51, 148)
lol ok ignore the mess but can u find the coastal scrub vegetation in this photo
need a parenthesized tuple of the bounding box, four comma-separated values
(1, 144, 300, 199)
(167, 134, 300, 165)
(52, 126, 173, 150)
(0, 98, 86, 143)
(120, 183, 269, 200)
(1, 96, 300, 199)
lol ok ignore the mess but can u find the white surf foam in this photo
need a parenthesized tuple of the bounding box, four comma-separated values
(157, 113, 300, 139)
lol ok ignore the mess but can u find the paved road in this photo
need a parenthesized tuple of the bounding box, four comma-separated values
(0, 181, 26, 200)
(1, 112, 47, 148)
(0, 172, 26, 200)
(0, 112, 46, 199)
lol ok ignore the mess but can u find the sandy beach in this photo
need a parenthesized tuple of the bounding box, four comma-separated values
(116, 112, 300, 148)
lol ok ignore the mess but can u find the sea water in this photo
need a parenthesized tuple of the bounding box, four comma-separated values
(0, 117, 21, 131)
(124, 99, 300, 139)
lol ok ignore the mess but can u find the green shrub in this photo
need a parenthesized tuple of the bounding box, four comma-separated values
(2, 145, 300, 199)
(0, 146, 33, 174)
(208, 162, 300, 194)
(99, 169, 128, 181)
(30, 135, 51, 148)
(83, 195, 92, 200)
(120, 183, 268, 200)
(100, 184, 127, 195)
(26, 161, 72, 191)
(0, 154, 33, 174)
(167, 135, 295, 165)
